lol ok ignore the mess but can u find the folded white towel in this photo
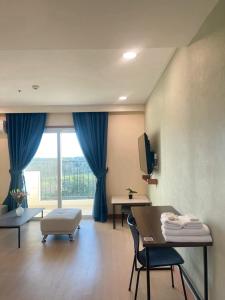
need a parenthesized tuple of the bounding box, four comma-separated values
(161, 212, 179, 221)
(161, 219, 183, 229)
(163, 223, 203, 230)
(163, 224, 203, 231)
(183, 223, 203, 229)
(186, 214, 199, 222)
(162, 223, 183, 230)
(178, 215, 202, 228)
(161, 213, 203, 229)
(160, 213, 182, 229)
(162, 233, 212, 243)
(161, 224, 210, 236)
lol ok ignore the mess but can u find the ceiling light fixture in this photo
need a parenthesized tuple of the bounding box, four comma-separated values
(32, 84, 40, 90)
(119, 96, 127, 101)
(123, 51, 137, 60)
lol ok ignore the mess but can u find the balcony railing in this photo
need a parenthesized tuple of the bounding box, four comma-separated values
(25, 157, 96, 200)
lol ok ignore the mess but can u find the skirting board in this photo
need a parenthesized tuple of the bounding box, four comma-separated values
(180, 266, 202, 300)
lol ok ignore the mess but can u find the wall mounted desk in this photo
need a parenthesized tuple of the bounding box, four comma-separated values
(132, 205, 213, 300)
(111, 195, 151, 229)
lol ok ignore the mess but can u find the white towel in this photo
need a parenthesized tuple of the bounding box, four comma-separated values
(183, 223, 203, 229)
(161, 218, 203, 229)
(161, 213, 203, 229)
(162, 232, 212, 243)
(163, 223, 183, 230)
(161, 212, 178, 221)
(163, 223, 203, 230)
(178, 215, 202, 229)
(160, 213, 182, 229)
(185, 214, 200, 222)
(161, 224, 210, 236)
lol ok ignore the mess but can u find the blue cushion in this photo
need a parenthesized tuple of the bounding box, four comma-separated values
(138, 247, 184, 268)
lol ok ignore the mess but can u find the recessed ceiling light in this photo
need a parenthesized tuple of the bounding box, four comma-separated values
(123, 51, 137, 60)
(32, 84, 40, 90)
(119, 96, 127, 101)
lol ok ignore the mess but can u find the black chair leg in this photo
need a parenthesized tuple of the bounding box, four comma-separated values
(135, 257, 138, 271)
(134, 268, 141, 300)
(178, 265, 187, 300)
(122, 212, 124, 227)
(170, 265, 174, 288)
(129, 255, 136, 291)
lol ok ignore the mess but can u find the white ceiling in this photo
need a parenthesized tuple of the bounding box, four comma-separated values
(0, 0, 217, 108)
(0, 49, 175, 106)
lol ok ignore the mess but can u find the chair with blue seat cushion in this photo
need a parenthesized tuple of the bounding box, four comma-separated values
(127, 215, 187, 300)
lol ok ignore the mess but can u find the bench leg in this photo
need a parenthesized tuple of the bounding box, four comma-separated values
(42, 235, 48, 243)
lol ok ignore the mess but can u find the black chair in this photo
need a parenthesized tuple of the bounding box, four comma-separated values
(121, 205, 131, 226)
(127, 215, 187, 300)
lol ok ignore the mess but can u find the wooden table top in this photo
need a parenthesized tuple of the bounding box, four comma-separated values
(0, 208, 43, 227)
(131, 206, 213, 248)
(111, 195, 150, 205)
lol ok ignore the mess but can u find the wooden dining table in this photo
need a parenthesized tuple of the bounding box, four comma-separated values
(131, 205, 213, 300)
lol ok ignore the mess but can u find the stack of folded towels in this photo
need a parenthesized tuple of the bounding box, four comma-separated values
(161, 212, 212, 242)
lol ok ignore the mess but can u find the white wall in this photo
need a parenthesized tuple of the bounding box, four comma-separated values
(107, 113, 146, 213)
(0, 112, 146, 213)
(145, 1, 225, 298)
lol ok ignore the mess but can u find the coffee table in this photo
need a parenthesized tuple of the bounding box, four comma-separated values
(0, 208, 44, 248)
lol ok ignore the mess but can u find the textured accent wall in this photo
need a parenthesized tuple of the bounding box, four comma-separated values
(145, 1, 225, 298)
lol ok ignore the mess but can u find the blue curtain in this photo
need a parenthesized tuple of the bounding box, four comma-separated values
(73, 112, 108, 222)
(3, 113, 46, 210)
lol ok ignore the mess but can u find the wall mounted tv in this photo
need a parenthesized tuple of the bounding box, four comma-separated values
(138, 133, 155, 175)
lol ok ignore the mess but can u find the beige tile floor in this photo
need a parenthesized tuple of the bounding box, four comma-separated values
(0, 219, 193, 300)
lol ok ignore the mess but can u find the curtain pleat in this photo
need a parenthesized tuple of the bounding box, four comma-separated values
(73, 112, 108, 222)
(3, 113, 46, 210)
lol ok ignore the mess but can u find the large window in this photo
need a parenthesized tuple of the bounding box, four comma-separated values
(25, 129, 95, 215)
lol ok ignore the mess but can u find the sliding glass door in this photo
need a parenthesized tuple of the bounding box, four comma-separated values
(25, 129, 95, 216)
(61, 132, 95, 214)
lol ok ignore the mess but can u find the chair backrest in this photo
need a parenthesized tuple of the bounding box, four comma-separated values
(127, 215, 139, 255)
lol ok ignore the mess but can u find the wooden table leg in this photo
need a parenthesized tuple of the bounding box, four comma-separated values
(113, 204, 116, 229)
(146, 247, 151, 299)
(203, 246, 208, 300)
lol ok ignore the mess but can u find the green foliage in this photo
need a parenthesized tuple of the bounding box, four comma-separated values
(126, 188, 137, 194)
(26, 157, 96, 200)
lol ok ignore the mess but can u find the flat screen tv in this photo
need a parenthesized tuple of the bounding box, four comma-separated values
(138, 133, 154, 175)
